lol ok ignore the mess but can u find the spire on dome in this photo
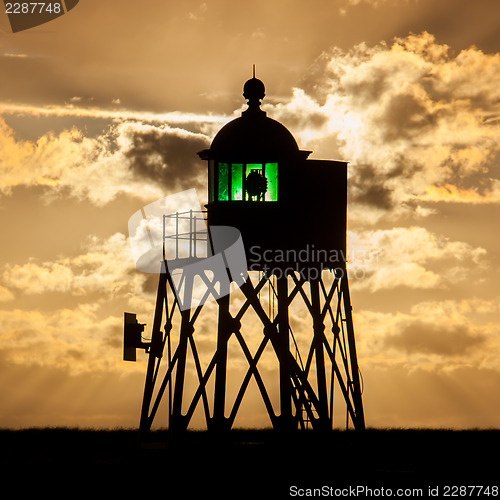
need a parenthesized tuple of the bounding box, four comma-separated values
(243, 65, 265, 114)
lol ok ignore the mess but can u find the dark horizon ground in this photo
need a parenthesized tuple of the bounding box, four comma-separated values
(0, 428, 498, 498)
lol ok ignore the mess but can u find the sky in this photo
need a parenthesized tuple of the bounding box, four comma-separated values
(1, 0, 500, 429)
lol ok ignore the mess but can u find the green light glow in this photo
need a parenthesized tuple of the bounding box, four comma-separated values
(265, 163, 278, 201)
(218, 163, 229, 201)
(214, 162, 278, 202)
(231, 163, 243, 200)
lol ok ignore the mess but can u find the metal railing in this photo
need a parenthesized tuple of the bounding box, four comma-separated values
(163, 210, 208, 260)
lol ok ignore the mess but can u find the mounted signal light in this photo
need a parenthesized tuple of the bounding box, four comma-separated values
(123, 312, 148, 362)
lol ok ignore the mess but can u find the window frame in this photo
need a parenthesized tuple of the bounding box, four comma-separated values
(213, 161, 278, 202)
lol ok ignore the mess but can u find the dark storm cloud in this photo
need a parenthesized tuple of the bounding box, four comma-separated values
(125, 127, 209, 193)
(349, 163, 394, 209)
(349, 158, 423, 209)
(377, 91, 439, 142)
(140, 273, 159, 295)
(385, 321, 485, 356)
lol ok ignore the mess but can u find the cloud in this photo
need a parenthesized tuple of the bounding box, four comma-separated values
(418, 181, 500, 204)
(410, 297, 500, 318)
(0, 102, 226, 127)
(267, 32, 500, 217)
(3, 261, 73, 294)
(2, 53, 28, 58)
(7, 31, 499, 214)
(124, 123, 209, 193)
(188, 2, 208, 21)
(0, 233, 160, 374)
(348, 226, 486, 291)
(2, 232, 142, 297)
(343, 0, 413, 4)
(355, 296, 500, 373)
(0, 285, 14, 302)
(0, 305, 125, 374)
(385, 321, 485, 356)
(0, 116, 211, 205)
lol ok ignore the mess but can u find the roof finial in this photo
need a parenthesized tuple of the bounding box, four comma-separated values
(243, 67, 266, 115)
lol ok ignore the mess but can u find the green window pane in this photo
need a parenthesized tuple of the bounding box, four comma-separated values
(218, 163, 229, 201)
(231, 163, 243, 200)
(265, 163, 278, 201)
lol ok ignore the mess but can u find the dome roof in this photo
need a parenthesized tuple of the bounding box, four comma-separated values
(199, 76, 308, 161)
(210, 112, 300, 159)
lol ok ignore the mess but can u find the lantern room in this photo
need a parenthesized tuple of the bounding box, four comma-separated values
(198, 75, 348, 274)
(210, 161, 279, 202)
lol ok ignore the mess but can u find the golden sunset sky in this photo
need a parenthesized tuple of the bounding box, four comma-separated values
(1, 0, 500, 429)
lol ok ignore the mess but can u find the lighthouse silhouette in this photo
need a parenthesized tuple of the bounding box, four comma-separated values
(125, 73, 365, 434)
